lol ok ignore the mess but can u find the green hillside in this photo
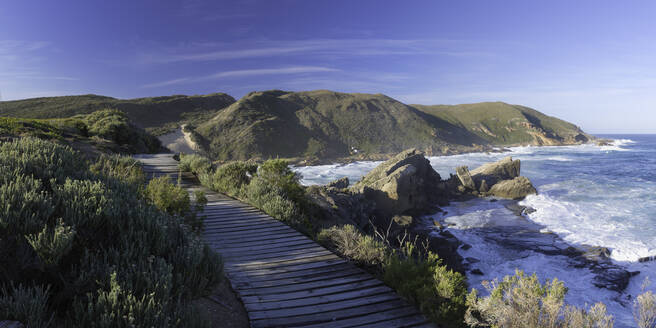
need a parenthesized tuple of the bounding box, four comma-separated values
(194, 91, 590, 161)
(0, 93, 236, 132)
(413, 102, 591, 145)
(194, 90, 484, 161)
(0, 91, 591, 161)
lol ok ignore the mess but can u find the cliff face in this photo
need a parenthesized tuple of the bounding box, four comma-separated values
(413, 102, 591, 146)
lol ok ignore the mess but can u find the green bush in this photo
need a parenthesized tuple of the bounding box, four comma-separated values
(179, 153, 212, 174)
(0, 137, 222, 327)
(207, 161, 257, 197)
(317, 225, 387, 266)
(85, 109, 161, 153)
(383, 242, 468, 327)
(465, 270, 614, 328)
(145, 175, 191, 217)
(244, 175, 300, 223)
(0, 283, 54, 328)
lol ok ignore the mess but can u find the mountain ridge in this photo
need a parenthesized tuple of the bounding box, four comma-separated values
(0, 90, 592, 162)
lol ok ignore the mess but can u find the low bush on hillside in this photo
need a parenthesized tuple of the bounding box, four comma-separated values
(179, 153, 212, 174)
(85, 109, 161, 153)
(145, 175, 208, 233)
(1, 109, 161, 155)
(318, 224, 467, 327)
(465, 270, 614, 328)
(383, 242, 468, 327)
(317, 225, 387, 266)
(0, 138, 222, 327)
(198, 158, 310, 227)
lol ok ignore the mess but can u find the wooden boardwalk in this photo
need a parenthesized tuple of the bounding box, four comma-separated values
(135, 154, 436, 328)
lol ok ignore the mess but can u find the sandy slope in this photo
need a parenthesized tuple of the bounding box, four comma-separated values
(158, 124, 199, 154)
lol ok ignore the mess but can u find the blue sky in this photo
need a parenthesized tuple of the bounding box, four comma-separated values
(1, 1, 655, 133)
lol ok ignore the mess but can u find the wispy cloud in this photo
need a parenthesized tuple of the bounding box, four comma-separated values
(138, 38, 493, 65)
(142, 66, 340, 88)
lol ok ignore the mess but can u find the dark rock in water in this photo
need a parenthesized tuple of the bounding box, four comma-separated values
(505, 204, 537, 216)
(581, 246, 612, 262)
(489, 198, 498, 202)
(470, 269, 484, 275)
(591, 267, 638, 292)
(470, 156, 521, 186)
(639, 256, 656, 263)
(352, 148, 448, 220)
(327, 176, 349, 189)
(489, 176, 537, 200)
(479, 179, 489, 193)
(456, 166, 476, 190)
(460, 243, 472, 250)
(465, 257, 480, 263)
(433, 220, 444, 230)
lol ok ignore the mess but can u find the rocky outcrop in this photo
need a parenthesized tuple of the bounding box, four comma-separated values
(470, 156, 521, 185)
(456, 166, 476, 190)
(451, 156, 537, 200)
(488, 176, 537, 199)
(352, 148, 448, 219)
(327, 177, 349, 189)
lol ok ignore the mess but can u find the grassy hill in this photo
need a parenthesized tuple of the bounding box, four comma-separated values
(194, 90, 486, 161)
(0, 93, 236, 133)
(193, 90, 590, 161)
(413, 102, 590, 146)
(0, 109, 163, 156)
(0, 90, 591, 161)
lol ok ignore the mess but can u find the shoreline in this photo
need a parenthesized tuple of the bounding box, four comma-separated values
(290, 139, 603, 167)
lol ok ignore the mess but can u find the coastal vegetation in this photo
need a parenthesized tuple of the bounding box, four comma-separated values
(0, 109, 162, 155)
(1, 90, 591, 163)
(192, 90, 590, 162)
(0, 93, 235, 134)
(0, 138, 223, 327)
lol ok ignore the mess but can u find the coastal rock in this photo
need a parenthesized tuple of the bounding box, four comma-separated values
(327, 177, 349, 189)
(305, 185, 374, 229)
(456, 166, 476, 190)
(489, 176, 537, 200)
(352, 148, 447, 219)
(479, 179, 489, 193)
(471, 156, 521, 186)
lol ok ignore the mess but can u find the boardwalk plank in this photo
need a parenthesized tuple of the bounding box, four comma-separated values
(247, 293, 400, 320)
(241, 281, 388, 306)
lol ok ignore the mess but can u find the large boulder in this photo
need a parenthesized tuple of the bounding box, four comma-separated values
(456, 166, 476, 190)
(352, 149, 447, 219)
(488, 176, 537, 199)
(471, 156, 521, 185)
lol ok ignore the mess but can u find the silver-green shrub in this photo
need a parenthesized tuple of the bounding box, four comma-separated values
(0, 137, 223, 327)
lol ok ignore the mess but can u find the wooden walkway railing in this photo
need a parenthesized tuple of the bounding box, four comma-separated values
(135, 154, 436, 328)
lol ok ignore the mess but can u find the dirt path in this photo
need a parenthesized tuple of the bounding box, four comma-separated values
(158, 124, 199, 154)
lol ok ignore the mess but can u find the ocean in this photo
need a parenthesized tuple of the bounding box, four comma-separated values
(294, 135, 656, 327)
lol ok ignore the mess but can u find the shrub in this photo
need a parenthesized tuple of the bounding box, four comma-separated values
(0, 137, 222, 326)
(179, 153, 212, 174)
(383, 242, 467, 327)
(465, 270, 614, 328)
(208, 161, 257, 197)
(317, 225, 387, 266)
(257, 159, 305, 203)
(634, 278, 656, 328)
(85, 109, 161, 153)
(244, 176, 300, 223)
(0, 283, 54, 328)
(145, 175, 191, 217)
